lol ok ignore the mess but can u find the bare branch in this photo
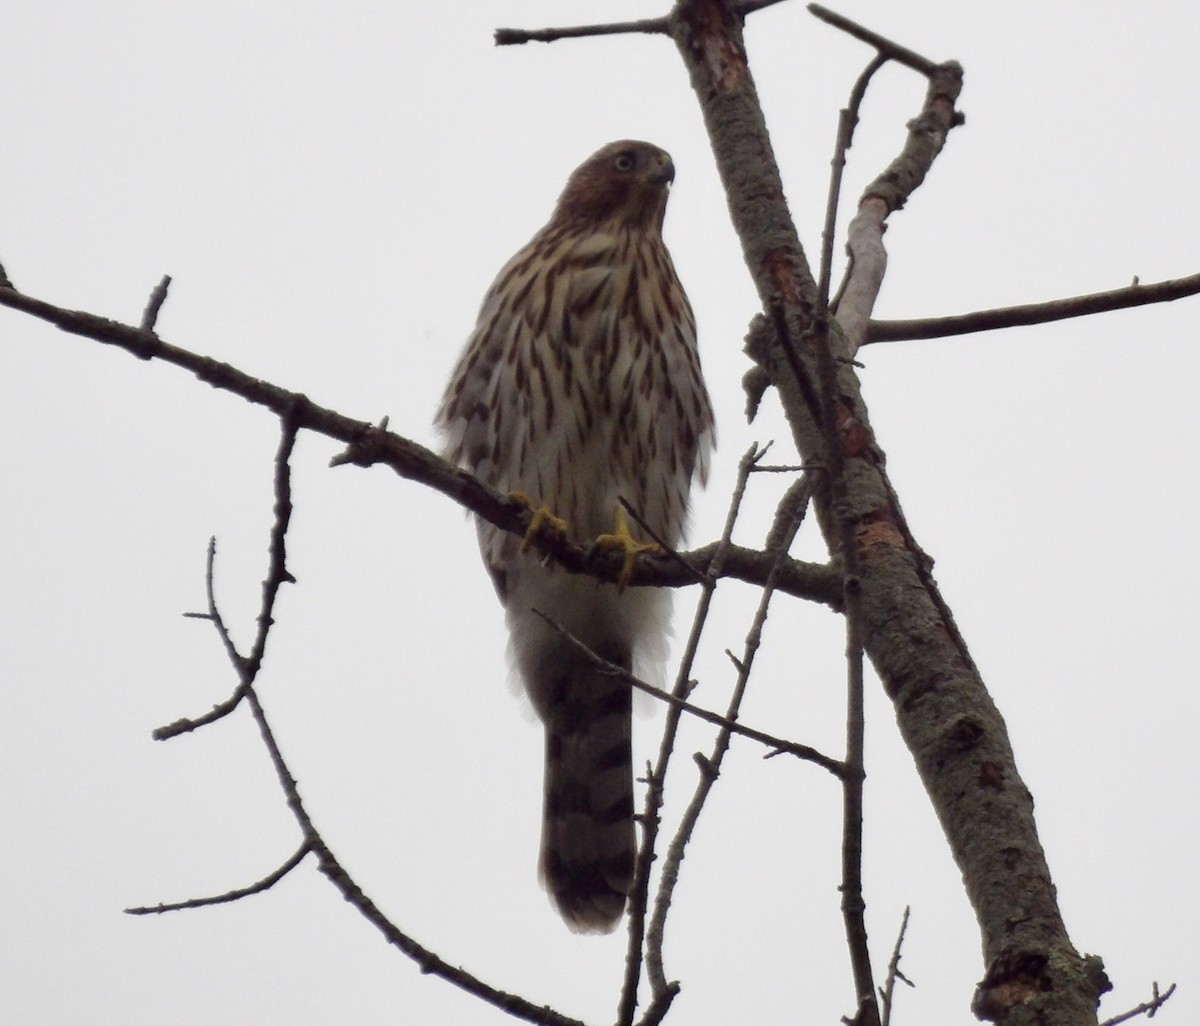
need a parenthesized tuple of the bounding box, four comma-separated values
(764, 473, 817, 552)
(819, 52, 889, 308)
(535, 610, 844, 774)
(1098, 982, 1177, 1026)
(879, 906, 914, 1026)
(645, 463, 818, 996)
(152, 420, 299, 740)
(0, 283, 840, 606)
(139, 274, 172, 331)
(125, 842, 312, 914)
(837, 60, 965, 352)
(622, 442, 774, 1026)
(619, 495, 710, 585)
(808, 4, 939, 76)
(496, 15, 669, 46)
(672, 1, 1106, 1019)
(866, 271, 1200, 343)
(152, 680, 251, 740)
(245, 417, 300, 678)
(140, 429, 588, 1026)
(494, 0, 789, 46)
(238, 683, 586, 1026)
(790, 275, 877, 1021)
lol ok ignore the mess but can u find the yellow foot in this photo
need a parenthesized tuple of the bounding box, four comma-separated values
(509, 492, 569, 554)
(592, 506, 661, 592)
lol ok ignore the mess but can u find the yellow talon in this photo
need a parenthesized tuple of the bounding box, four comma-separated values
(510, 492, 568, 554)
(593, 506, 660, 592)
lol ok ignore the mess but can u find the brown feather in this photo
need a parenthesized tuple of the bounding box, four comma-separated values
(435, 140, 714, 932)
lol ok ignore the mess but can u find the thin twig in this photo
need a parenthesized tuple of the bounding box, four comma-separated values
(141, 416, 583, 1026)
(152, 419, 298, 740)
(618, 442, 767, 1026)
(1098, 982, 1177, 1026)
(866, 271, 1200, 343)
(495, 16, 669, 46)
(245, 416, 299, 678)
(808, 4, 939, 76)
(140, 274, 172, 331)
(125, 842, 313, 914)
(238, 685, 585, 1026)
(644, 472, 817, 1002)
(820, 52, 889, 308)
(795, 294, 878, 1025)
(619, 496, 709, 584)
(878, 906, 913, 1026)
(534, 610, 844, 775)
(494, 0, 789, 46)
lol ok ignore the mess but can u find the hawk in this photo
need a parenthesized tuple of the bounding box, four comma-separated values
(436, 140, 714, 932)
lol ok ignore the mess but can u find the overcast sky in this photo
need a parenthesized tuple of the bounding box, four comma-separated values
(2, 2, 1198, 1024)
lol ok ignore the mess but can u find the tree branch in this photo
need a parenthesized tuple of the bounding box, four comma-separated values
(494, 0, 788, 46)
(496, 15, 670, 46)
(669, 1, 1107, 1021)
(125, 842, 313, 914)
(0, 283, 840, 606)
(644, 468, 816, 1004)
(535, 610, 844, 775)
(837, 60, 964, 353)
(1098, 982, 1176, 1026)
(140, 274, 172, 331)
(878, 906, 913, 1026)
(866, 271, 1200, 343)
(807, 4, 938, 76)
(619, 442, 762, 1026)
(137, 406, 586, 1026)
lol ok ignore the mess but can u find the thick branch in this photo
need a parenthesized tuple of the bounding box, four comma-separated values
(0, 284, 839, 606)
(670, 2, 1105, 1022)
(837, 61, 964, 352)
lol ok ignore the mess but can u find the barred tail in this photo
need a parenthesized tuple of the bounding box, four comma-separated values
(538, 661, 635, 933)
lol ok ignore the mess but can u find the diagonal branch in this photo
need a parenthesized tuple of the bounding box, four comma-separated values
(1097, 982, 1176, 1026)
(836, 59, 964, 353)
(669, 1, 1108, 1022)
(152, 419, 299, 740)
(807, 4, 938, 76)
(618, 441, 761, 1026)
(878, 906, 913, 1026)
(0, 283, 839, 606)
(819, 51, 888, 308)
(138, 401, 587, 1026)
(534, 611, 844, 775)
(125, 842, 313, 915)
(643, 469, 816, 1010)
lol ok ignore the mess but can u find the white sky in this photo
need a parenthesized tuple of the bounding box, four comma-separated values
(2, 2, 1197, 1024)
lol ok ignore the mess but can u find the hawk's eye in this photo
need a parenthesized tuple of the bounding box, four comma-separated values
(613, 152, 636, 172)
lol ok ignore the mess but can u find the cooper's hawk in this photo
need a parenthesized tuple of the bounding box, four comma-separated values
(436, 140, 713, 932)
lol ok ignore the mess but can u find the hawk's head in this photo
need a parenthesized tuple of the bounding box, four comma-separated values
(552, 140, 675, 231)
